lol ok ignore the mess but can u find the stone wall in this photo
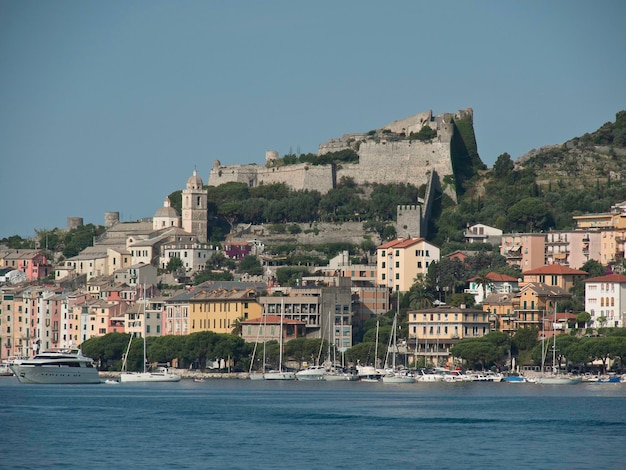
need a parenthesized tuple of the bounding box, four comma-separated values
(206, 109, 473, 195)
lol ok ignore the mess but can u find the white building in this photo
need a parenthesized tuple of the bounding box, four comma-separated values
(464, 223, 502, 244)
(584, 273, 626, 328)
(465, 272, 520, 305)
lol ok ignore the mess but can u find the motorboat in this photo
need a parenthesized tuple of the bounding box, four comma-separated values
(356, 365, 383, 382)
(324, 368, 357, 381)
(296, 365, 327, 381)
(415, 368, 444, 382)
(9, 348, 101, 384)
(502, 375, 528, 384)
(0, 362, 13, 376)
(381, 369, 416, 384)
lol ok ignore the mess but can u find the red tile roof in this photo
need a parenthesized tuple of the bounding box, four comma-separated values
(523, 265, 588, 276)
(584, 273, 626, 283)
(378, 238, 425, 250)
(468, 272, 519, 282)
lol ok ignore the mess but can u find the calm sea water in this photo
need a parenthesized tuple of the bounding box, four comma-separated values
(0, 377, 625, 470)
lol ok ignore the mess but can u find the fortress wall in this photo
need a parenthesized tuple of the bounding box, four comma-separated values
(337, 140, 453, 187)
(384, 110, 433, 134)
(208, 164, 259, 187)
(257, 164, 334, 193)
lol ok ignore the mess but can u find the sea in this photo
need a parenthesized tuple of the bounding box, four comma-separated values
(0, 377, 625, 470)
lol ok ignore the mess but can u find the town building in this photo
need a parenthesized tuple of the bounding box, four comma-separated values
(483, 283, 572, 336)
(463, 223, 502, 244)
(259, 277, 353, 349)
(521, 264, 588, 292)
(377, 238, 440, 293)
(465, 271, 520, 305)
(407, 305, 491, 368)
(584, 273, 626, 328)
(187, 288, 262, 334)
(0, 249, 51, 281)
(500, 233, 546, 271)
(240, 315, 307, 344)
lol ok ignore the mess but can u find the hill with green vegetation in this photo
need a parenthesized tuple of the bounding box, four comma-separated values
(432, 110, 626, 246)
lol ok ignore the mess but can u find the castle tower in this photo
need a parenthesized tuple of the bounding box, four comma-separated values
(153, 197, 181, 230)
(182, 169, 208, 243)
(396, 205, 422, 239)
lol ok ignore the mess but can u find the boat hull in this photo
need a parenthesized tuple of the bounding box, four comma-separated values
(10, 364, 101, 384)
(535, 376, 582, 385)
(120, 370, 181, 383)
(296, 368, 327, 381)
(382, 374, 416, 384)
(263, 371, 296, 380)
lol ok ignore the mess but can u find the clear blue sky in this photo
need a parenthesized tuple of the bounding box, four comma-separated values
(1, 0, 625, 239)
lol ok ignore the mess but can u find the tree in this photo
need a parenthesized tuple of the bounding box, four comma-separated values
(166, 256, 184, 273)
(450, 338, 499, 370)
(408, 279, 434, 309)
(576, 312, 591, 328)
(492, 153, 514, 179)
(239, 255, 263, 276)
(507, 197, 553, 232)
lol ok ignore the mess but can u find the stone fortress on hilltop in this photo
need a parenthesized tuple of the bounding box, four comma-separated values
(207, 108, 476, 200)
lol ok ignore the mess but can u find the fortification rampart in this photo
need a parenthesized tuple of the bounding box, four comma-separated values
(208, 161, 334, 193)
(206, 108, 473, 195)
(337, 140, 452, 188)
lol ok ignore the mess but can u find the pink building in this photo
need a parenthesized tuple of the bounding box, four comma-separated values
(1, 249, 51, 281)
(223, 241, 252, 260)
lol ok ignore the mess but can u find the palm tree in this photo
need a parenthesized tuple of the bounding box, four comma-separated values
(474, 272, 494, 303)
(408, 278, 434, 309)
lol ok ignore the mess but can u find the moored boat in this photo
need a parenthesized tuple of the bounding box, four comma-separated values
(296, 365, 327, 381)
(263, 370, 296, 380)
(10, 348, 101, 384)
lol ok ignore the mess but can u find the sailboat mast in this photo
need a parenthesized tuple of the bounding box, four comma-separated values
(278, 298, 284, 373)
(143, 284, 147, 374)
(552, 302, 557, 374)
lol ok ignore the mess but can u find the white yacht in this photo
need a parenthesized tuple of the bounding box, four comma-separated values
(296, 365, 327, 381)
(10, 349, 101, 384)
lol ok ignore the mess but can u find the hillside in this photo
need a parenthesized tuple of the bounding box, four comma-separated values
(515, 111, 626, 190)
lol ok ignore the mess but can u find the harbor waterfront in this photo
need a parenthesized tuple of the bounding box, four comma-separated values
(1, 377, 625, 469)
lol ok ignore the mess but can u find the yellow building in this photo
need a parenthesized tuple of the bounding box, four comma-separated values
(484, 283, 571, 335)
(573, 212, 626, 229)
(408, 305, 490, 367)
(521, 264, 587, 292)
(188, 288, 262, 334)
(377, 238, 440, 293)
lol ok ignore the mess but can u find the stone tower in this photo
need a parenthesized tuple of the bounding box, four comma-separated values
(182, 169, 208, 243)
(396, 205, 422, 239)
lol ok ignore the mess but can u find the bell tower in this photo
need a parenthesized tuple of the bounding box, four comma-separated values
(182, 168, 208, 243)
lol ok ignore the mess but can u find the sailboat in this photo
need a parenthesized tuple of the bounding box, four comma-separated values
(120, 290, 181, 383)
(249, 314, 267, 380)
(324, 314, 356, 381)
(263, 298, 295, 380)
(535, 303, 581, 385)
(357, 320, 383, 382)
(382, 307, 416, 384)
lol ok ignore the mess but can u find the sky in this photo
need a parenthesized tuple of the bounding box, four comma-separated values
(1, 0, 625, 239)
